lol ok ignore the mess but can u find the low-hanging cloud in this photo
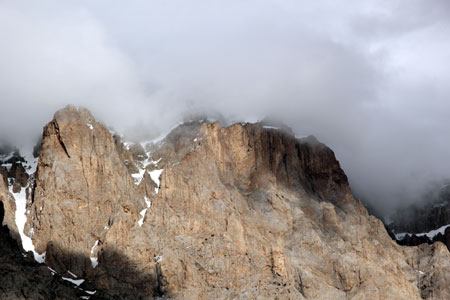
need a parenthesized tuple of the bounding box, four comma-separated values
(1, 0, 450, 217)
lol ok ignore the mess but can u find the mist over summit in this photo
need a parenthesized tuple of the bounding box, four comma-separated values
(1, 0, 450, 217)
(2, 2, 450, 298)
(1, 105, 450, 298)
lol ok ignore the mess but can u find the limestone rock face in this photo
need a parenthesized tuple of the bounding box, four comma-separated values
(9, 106, 450, 299)
(137, 122, 420, 299)
(27, 106, 144, 278)
(0, 173, 81, 300)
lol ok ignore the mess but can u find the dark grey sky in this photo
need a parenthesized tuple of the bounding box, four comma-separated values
(1, 0, 449, 217)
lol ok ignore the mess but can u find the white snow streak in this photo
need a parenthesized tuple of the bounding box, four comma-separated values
(131, 168, 146, 185)
(67, 270, 78, 278)
(395, 224, 450, 240)
(85, 290, 97, 295)
(11, 185, 46, 263)
(139, 121, 185, 147)
(47, 266, 56, 275)
(61, 276, 85, 286)
(149, 169, 164, 193)
(7, 146, 43, 263)
(90, 240, 99, 268)
(138, 196, 151, 227)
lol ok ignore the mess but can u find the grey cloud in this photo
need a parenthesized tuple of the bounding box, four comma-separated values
(1, 0, 449, 217)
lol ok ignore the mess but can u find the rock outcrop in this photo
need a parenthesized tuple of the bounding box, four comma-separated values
(2, 105, 450, 299)
(27, 107, 145, 283)
(0, 171, 80, 299)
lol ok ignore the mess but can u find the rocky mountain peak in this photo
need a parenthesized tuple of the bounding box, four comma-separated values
(2, 106, 450, 299)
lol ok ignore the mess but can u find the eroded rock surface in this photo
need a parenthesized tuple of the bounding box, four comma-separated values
(3, 106, 450, 299)
(0, 173, 80, 299)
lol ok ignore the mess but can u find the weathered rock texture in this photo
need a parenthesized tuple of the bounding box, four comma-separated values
(3, 106, 450, 299)
(0, 172, 80, 299)
(27, 106, 145, 280)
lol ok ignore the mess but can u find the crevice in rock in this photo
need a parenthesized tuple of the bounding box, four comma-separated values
(53, 120, 71, 159)
(296, 269, 307, 298)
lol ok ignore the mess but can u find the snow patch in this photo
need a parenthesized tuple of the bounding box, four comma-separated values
(123, 141, 133, 150)
(395, 224, 450, 240)
(140, 122, 184, 147)
(11, 186, 46, 263)
(85, 290, 97, 295)
(0, 152, 15, 162)
(131, 168, 146, 185)
(61, 276, 85, 286)
(48, 267, 89, 290)
(48, 266, 56, 275)
(138, 209, 148, 227)
(263, 126, 279, 130)
(144, 195, 151, 207)
(67, 270, 78, 278)
(87, 122, 94, 130)
(149, 169, 164, 193)
(131, 156, 163, 187)
(90, 240, 99, 268)
(138, 196, 151, 227)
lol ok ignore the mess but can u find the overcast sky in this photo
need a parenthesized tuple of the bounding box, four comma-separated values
(1, 0, 449, 217)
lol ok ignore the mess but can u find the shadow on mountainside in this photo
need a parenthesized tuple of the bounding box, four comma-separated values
(0, 201, 168, 300)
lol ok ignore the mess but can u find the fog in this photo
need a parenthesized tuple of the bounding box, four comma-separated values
(1, 0, 450, 217)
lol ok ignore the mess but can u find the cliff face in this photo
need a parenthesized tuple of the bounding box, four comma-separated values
(2, 106, 450, 299)
(146, 122, 423, 299)
(0, 170, 82, 299)
(27, 107, 144, 277)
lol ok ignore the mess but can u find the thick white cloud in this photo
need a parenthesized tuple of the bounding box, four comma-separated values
(1, 0, 449, 216)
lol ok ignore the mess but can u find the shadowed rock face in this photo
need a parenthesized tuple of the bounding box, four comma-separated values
(0, 156, 155, 300)
(0, 173, 78, 299)
(391, 185, 450, 234)
(388, 185, 450, 251)
(2, 106, 450, 299)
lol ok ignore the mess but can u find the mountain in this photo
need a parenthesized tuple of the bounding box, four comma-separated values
(2, 105, 450, 299)
(388, 184, 450, 250)
(0, 152, 102, 299)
